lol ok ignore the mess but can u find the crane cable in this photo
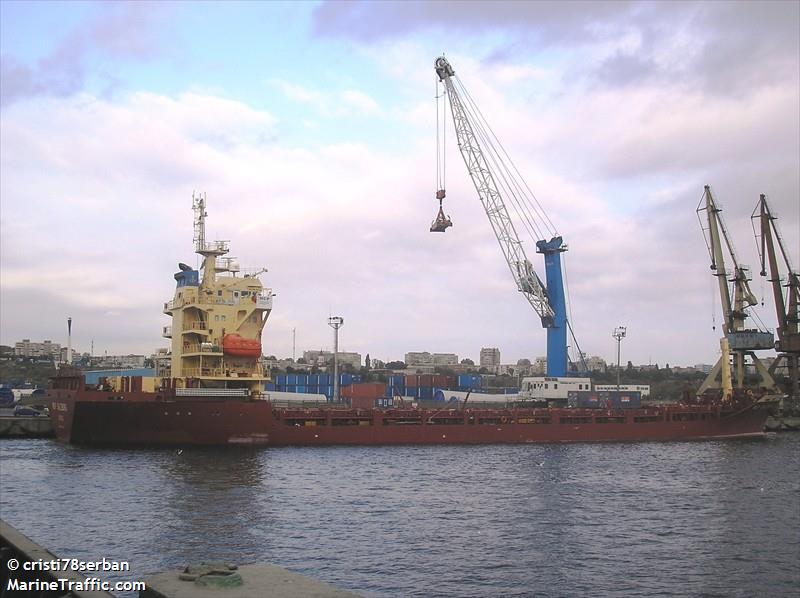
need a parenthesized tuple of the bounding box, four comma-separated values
(451, 76, 557, 245)
(454, 75, 558, 241)
(435, 79, 449, 193)
(455, 76, 544, 241)
(436, 78, 441, 191)
(562, 252, 587, 371)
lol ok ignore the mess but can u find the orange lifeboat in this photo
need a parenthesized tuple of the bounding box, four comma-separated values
(222, 333, 261, 358)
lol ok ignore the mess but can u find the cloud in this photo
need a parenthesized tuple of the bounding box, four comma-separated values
(269, 78, 383, 118)
(312, 0, 635, 45)
(1, 2, 169, 107)
(2, 84, 796, 367)
(1, 1, 798, 368)
(340, 90, 382, 115)
(311, 1, 799, 96)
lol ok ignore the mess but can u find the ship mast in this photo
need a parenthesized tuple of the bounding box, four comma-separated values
(193, 192, 229, 291)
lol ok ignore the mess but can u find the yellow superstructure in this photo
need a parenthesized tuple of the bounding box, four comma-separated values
(162, 194, 273, 394)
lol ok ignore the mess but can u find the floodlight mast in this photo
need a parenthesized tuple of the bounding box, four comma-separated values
(328, 316, 344, 401)
(612, 326, 627, 390)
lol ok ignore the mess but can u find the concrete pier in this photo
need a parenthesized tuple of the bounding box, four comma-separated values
(1, 519, 116, 598)
(0, 413, 54, 438)
(141, 563, 360, 598)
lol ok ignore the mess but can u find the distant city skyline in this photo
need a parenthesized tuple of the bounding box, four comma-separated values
(7, 333, 712, 372)
(1, 1, 798, 367)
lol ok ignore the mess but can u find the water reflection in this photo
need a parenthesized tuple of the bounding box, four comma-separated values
(155, 447, 272, 569)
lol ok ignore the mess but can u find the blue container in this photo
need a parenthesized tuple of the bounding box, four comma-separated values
(296, 385, 306, 393)
(323, 385, 334, 399)
(318, 374, 331, 385)
(276, 375, 287, 385)
(457, 374, 481, 389)
(296, 375, 308, 385)
(568, 392, 601, 408)
(287, 374, 297, 385)
(340, 373, 352, 386)
(385, 384, 405, 398)
(405, 387, 418, 398)
(265, 383, 276, 391)
(505, 388, 519, 394)
(419, 387, 433, 400)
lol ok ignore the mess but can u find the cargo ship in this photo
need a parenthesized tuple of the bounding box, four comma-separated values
(47, 197, 774, 446)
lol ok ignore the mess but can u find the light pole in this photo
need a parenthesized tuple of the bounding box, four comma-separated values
(67, 316, 73, 365)
(612, 326, 627, 390)
(328, 316, 344, 402)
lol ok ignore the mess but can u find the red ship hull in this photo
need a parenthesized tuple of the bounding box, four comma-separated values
(48, 387, 771, 447)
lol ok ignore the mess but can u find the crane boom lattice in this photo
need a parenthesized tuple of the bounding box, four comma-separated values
(434, 56, 578, 376)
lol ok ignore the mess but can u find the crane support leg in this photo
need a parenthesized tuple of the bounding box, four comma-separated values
(537, 237, 568, 377)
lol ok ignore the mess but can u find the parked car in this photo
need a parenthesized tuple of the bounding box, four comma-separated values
(13, 405, 45, 417)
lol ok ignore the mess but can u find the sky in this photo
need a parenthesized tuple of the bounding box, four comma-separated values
(1, 0, 798, 368)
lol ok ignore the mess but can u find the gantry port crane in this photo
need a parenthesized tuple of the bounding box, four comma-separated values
(696, 185, 778, 399)
(752, 194, 799, 402)
(431, 56, 579, 377)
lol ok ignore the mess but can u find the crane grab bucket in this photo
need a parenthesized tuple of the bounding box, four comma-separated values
(430, 190, 453, 232)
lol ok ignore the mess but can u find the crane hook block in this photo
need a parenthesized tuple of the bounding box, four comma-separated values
(436, 189, 446, 200)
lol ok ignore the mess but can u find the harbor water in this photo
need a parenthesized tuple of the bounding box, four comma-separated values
(1, 435, 798, 597)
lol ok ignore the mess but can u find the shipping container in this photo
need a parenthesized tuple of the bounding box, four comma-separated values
(457, 374, 481, 389)
(342, 383, 386, 400)
(388, 375, 405, 388)
(431, 375, 453, 388)
(385, 384, 406, 398)
(596, 391, 642, 409)
(727, 330, 775, 350)
(418, 374, 434, 386)
(567, 391, 601, 408)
